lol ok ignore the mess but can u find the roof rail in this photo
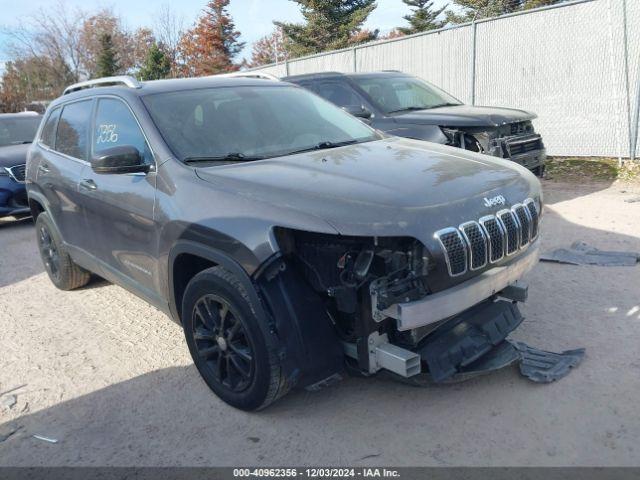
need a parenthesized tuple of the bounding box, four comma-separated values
(63, 76, 142, 95)
(215, 71, 280, 81)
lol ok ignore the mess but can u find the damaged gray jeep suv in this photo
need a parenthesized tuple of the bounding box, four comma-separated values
(27, 75, 542, 410)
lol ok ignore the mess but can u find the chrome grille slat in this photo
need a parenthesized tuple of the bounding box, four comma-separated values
(512, 204, 531, 248)
(524, 199, 539, 239)
(434, 228, 467, 277)
(497, 209, 520, 255)
(479, 215, 505, 263)
(459, 221, 488, 270)
(5, 164, 26, 183)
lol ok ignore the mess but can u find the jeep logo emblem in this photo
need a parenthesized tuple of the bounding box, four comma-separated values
(483, 195, 506, 208)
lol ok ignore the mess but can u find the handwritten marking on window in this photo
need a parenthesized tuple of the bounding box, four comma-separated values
(97, 124, 118, 144)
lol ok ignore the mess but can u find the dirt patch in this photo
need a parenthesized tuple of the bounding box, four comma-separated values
(545, 157, 640, 184)
(1, 181, 639, 466)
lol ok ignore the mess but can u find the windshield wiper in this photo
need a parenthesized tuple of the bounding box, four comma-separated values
(183, 153, 263, 164)
(10, 140, 32, 145)
(284, 139, 360, 156)
(388, 103, 461, 114)
(427, 102, 462, 109)
(387, 106, 429, 114)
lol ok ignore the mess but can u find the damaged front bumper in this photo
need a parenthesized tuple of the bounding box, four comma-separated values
(354, 241, 584, 384)
(351, 296, 585, 385)
(373, 240, 540, 331)
(490, 133, 546, 172)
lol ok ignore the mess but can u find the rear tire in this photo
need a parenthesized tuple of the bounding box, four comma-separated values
(182, 266, 289, 411)
(35, 212, 90, 290)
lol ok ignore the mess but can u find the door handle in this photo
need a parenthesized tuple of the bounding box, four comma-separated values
(79, 179, 97, 191)
(38, 164, 50, 174)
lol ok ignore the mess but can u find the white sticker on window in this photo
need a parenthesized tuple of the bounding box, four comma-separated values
(97, 124, 118, 144)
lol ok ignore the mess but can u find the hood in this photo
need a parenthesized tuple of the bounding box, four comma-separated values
(392, 105, 536, 128)
(0, 143, 30, 168)
(195, 137, 540, 245)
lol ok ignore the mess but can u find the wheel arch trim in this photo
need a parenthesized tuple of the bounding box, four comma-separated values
(167, 240, 269, 328)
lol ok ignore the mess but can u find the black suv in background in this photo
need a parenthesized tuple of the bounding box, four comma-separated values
(285, 71, 546, 175)
(0, 112, 42, 218)
(27, 75, 542, 410)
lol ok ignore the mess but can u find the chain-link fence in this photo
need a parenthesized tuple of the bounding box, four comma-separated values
(251, 0, 640, 159)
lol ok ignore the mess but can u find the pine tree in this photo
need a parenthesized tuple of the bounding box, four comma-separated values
(275, 0, 378, 58)
(250, 27, 291, 67)
(399, 0, 447, 34)
(177, 0, 245, 76)
(138, 43, 172, 80)
(445, 0, 560, 23)
(523, 0, 562, 9)
(95, 33, 120, 78)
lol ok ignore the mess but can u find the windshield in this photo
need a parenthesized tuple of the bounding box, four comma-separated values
(0, 116, 41, 147)
(143, 85, 380, 162)
(352, 76, 462, 114)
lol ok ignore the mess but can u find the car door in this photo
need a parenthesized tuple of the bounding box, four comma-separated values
(78, 96, 160, 303)
(36, 100, 94, 252)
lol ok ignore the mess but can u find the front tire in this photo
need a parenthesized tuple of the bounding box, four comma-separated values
(182, 266, 289, 411)
(35, 212, 90, 290)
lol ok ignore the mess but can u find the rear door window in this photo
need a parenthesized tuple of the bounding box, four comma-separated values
(56, 100, 92, 160)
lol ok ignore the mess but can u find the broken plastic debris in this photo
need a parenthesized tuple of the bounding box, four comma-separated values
(0, 425, 21, 443)
(387, 340, 584, 386)
(540, 241, 639, 266)
(32, 435, 58, 444)
(511, 341, 585, 383)
(1, 395, 17, 409)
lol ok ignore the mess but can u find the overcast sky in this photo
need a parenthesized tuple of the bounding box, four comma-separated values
(0, 0, 448, 75)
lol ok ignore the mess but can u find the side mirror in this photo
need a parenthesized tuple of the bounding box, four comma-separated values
(342, 105, 373, 120)
(91, 145, 149, 174)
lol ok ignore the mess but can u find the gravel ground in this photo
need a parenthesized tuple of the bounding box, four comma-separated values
(0, 180, 639, 467)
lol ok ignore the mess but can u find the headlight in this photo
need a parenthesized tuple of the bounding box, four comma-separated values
(440, 127, 460, 146)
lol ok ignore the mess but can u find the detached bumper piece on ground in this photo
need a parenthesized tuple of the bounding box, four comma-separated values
(393, 299, 585, 386)
(541, 241, 640, 266)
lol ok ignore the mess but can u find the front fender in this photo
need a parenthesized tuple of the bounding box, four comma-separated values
(168, 242, 344, 390)
(254, 255, 345, 389)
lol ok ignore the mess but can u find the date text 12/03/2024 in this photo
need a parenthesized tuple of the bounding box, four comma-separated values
(233, 468, 401, 478)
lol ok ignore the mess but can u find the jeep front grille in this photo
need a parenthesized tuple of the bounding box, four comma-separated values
(435, 198, 539, 277)
(5, 164, 26, 183)
(507, 137, 543, 156)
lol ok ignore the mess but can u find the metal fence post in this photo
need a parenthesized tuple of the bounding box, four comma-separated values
(285, 59, 290, 76)
(470, 21, 477, 106)
(621, 0, 632, 159)
(353, 47, 357, 73)
(632, 67, 640, 160)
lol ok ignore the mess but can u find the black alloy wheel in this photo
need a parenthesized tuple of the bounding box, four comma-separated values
(38, 224, 61, 282)
(182, 266, 290, 410)
(34, 212, 91, 290)
(191, 294, 255, 392)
